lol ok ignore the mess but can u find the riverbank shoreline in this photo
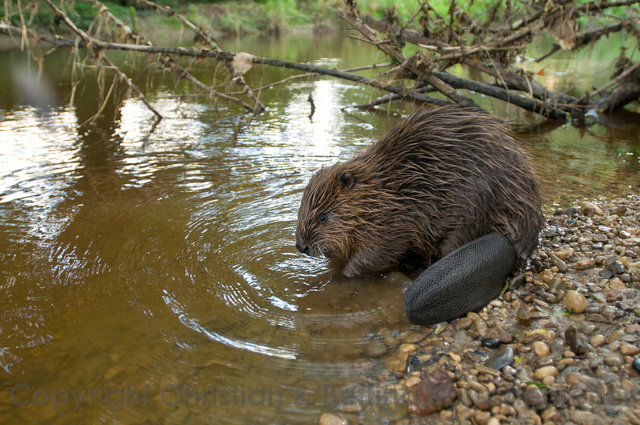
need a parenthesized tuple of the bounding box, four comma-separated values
(326, 195, 640, 424)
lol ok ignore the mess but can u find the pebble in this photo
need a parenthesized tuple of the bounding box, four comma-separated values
(550, 254, 569, 273)
(533, 341, 550, 357)
(580, 201, 603, 216)
(590, 334, 606, 347)
(540, 269, 554, 283)
(485, 346, 515, 371)
(481, 338, 502, 349)
(474, 411, 491, 425)
(608, 260, 626, 274)
(564, 290, 588, 314)
(613, 205, 628, 216)
(517, 304, 531, 326)
(535, 365, 559, 380)
(554, 248, 575, 260)
(608, 277, 626, 291)
(578, 323, 597, 335)
(468, 389, 491, 410)
(398, 343, 420, 353)
(319, 413, 347, 425)
(403, 333, 426, 344)
(575, 258, 596, 270)
(633, 358, 640, 373)
(523, 386, 547, 409)
(604, 356, 622, 367)
(455, 317, 473, 330)
(565, 325, 589, 355)
(406, 368, 457, 416)
(541, 407, 561, 422)
(486, 326, 513, 343)
(571, 410, 600, 425)
(619, 343, 640, 356)
(364, 341, 387, 358)
(475, 364, 501, 376)
(405, 376, 421, 388)
(386, 352, 409, 376)
(474, 317, 488, 338)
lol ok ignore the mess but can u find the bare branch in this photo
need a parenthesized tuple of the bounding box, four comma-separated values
(42, 0, 163, 120)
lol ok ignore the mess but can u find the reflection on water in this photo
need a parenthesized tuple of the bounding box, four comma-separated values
(0, 32, 639, 424)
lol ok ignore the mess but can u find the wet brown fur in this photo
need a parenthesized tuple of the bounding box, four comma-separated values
(296, 106, 544, 278)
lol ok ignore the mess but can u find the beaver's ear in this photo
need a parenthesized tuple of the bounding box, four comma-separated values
(339, 172, 354, 190)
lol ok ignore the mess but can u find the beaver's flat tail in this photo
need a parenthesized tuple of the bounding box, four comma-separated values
(404, 233, 516, 325)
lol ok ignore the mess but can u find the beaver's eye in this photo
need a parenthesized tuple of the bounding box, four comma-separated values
(319, 213, 327, 223)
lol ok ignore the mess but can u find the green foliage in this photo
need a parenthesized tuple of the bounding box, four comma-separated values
(0, 0, 145, 31)
(3, 0, 638, 36)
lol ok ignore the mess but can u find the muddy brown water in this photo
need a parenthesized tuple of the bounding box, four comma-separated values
(0, 31, 639, 424)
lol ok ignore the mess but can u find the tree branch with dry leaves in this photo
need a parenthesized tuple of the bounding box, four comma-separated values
(1, 0, 639, 122)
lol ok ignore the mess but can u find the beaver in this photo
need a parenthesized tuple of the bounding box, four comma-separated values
(296, 105, 544, 324)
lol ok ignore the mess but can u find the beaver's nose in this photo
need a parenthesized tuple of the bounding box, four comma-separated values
(296, 242, 309, 255)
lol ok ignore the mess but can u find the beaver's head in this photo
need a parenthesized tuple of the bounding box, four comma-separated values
(295, 161, 412, 277)
(295, 163, 361, 262)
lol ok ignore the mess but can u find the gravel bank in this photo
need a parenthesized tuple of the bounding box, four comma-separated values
(326, 195, 640, 424)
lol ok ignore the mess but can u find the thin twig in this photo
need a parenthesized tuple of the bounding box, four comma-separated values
(42, 0, 163, 120)
(588, 59, 640, 99)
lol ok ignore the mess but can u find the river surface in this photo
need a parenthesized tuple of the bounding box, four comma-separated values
(0, 30, 639, 424)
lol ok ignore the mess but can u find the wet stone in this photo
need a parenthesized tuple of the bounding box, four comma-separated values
(593, 233, 608, 243)
(535, 365, 559, 380)
(485, 346, 515, 371)
(554, 248, 575, 260)
(604, 356, 622, 367)
(398, 343, 420, 353)
(548, 277, 565, 291)
(550, 254, 568, 273)
(608, 278, 626, 292)
(633, 358, 640, 373)
(524, 386, 547, 409)
(608, 260, 626, 275)
(474, 317, 488, 338)
(590, 335, 606, 347)
(403, 333, 426, 344)
(533, 341, 550, 357)
(613, 205, 628, 216)
(319, 413, 347, 425)
(455, 317, 473, 330)
(580, 201, 601, 216)
(486, 326, 513, 343)
(577, 323, 597, 336)
(583, 304, 601, 314)
(571, 410, 600, 425)
(474, 411, 491, 425)
(406, 368, 457, 416)
(564, 290, 588, 314)
(565, 325, 589, 355)
(364, 341, 388, 358)
(517, 304, 532, 326)
(619, 343, 640, 356)
(481, 338, 502, 349)
(386, 352, 409, 376)
(540, 269, 554, 283)
(575, 258, 596, 270)
(468, 390, 491, 411)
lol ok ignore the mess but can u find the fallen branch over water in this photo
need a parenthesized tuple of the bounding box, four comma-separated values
(1, 0, 639, 121)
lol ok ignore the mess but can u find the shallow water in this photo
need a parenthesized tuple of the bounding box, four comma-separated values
(0, 31, 639, 424)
